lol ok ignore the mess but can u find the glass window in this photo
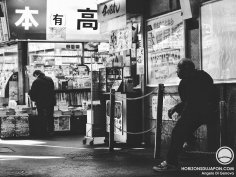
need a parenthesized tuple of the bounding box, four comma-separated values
(201, 0, 236, 82)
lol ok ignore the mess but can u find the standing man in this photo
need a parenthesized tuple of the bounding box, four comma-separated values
(29, 70, 55, 137)
(153, 58, 218, 172)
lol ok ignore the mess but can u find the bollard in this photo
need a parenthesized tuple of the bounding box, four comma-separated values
(219, 101, 226, 147)
(109, 89, 115, 152)
(154, 84, 164, 159)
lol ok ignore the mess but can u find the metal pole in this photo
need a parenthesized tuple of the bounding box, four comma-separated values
(219, 101, 226, 147)
(154, 84, 164, 159)
(109, 89, 115, 152)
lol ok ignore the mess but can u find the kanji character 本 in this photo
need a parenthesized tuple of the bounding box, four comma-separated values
(15, 6, 38, 30)
(77, 8, 97, 30)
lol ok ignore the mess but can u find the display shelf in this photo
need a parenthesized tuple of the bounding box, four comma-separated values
(99, 67, 123, 92)
(54, 88, 91, 93)
(31, 54, 81, 57)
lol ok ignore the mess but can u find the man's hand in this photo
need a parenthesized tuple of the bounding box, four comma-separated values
(168, 107, 176, 119)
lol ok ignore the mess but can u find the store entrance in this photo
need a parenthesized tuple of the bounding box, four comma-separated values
(26, 42, 105, 138)
(0, 41, 108, 141)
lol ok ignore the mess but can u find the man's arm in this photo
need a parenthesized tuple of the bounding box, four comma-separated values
(168, 102, 183, 119)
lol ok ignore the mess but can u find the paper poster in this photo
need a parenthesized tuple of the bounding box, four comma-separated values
(111, 80, 122, 91)
(9, 81, 18, 101)
(123, 67, 131, 77)
(124, 56, 131, 67)
(152, 96, 157, 119)
(147, 11, 184, 86)
(106, 100, 123, 135)
(137, 48, 144, 74)
(152, 95, 181, 120)
(54, 116, 70, 131)
(131, 43, 136, 58)
(44, 66, 55, 78)
(109, 24, 132, 53)
(55, 57, 63, 65)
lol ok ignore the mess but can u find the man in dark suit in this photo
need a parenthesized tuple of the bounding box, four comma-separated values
(153, 58, 218, 172)
(29, 70, 55, 137)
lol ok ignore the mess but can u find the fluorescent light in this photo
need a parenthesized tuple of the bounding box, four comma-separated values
(0, 155, 64, 160)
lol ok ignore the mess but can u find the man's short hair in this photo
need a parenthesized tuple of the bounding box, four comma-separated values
(33, 70, 44, 77)
(178, 58, 195, 70)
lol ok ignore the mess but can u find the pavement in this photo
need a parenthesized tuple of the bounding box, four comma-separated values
(0, 135, 234, 177)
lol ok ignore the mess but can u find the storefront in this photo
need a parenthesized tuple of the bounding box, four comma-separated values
(0, 0, 109, 139)
(200, 0, 236, 150)
(96, 0, 145, 144)
(144, 0, 236, 152)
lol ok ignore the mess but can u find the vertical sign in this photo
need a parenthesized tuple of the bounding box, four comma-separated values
(137, 48, 144, 74)
(106, 100, 123, 135)
(97, 0, 126, 22)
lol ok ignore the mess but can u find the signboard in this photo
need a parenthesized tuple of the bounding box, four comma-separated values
(6, 0, 108, 41)
(106, 100, 123, 135)
(97, 0, 126, 22)
(0, 2, 9, 42)
(201, 0, 236, 83)
(146, 11, 185, 86)
(100, 14, 127, 34)
(98, 42, 109, 52)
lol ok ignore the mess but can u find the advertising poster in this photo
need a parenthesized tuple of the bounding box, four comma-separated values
(152, 95, 181, 120)
(44, 66, 55, 78)
(54, 116, 70, 131)
(9, 81, 18, 101)
(146, 11, 184, 86)
(109, 24, 132, 53)
(106, 100, 123, 135)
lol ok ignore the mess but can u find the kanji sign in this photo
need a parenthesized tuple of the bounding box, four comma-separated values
(6, 0, 106, 41)
(6, 0, 47, 39)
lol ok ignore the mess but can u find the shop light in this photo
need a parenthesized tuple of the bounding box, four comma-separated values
(0, 155, 64, 160)
(0, 140, 46, 145)
(94, 147, 121, 150)
(33, 145, 88, 150)
(160, 25, 168, 28)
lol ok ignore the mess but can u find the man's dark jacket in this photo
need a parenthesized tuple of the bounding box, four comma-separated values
(29, 74, 56, 107)
(174, 70, 218, 123)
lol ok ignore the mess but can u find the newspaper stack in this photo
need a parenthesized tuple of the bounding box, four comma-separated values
(0, 116, 16, 138)
(15, 116, 29, 137)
